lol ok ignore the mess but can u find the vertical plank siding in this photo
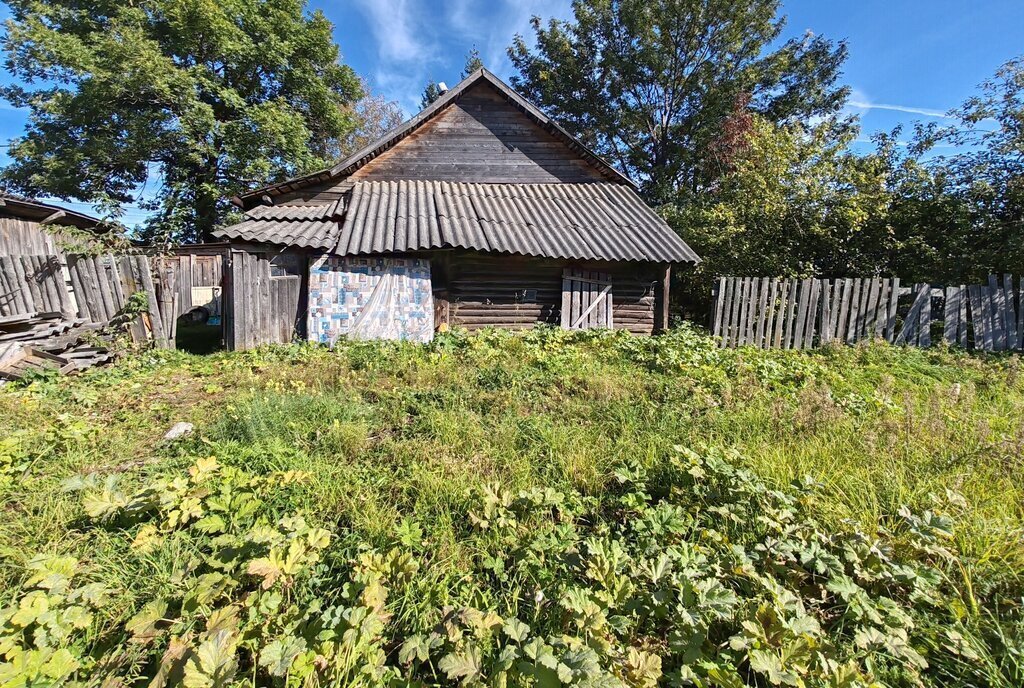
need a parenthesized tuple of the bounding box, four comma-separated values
(226, 249, 306, 351)
(711, 274, 1024, 351)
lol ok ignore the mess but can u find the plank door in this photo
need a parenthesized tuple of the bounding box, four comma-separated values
(560, 268, 613, 330)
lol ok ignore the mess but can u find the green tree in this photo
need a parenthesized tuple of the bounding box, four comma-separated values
(1, 0, 364, 243)
(665, 115, 892, 305)
(462, 47, 484, 77)
(883, 57, 1024, 284)
(508, 0, 850, 203)
(421, 81, 444, 110)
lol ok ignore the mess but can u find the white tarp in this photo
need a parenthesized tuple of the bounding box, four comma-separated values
(307, 255, 433, 345)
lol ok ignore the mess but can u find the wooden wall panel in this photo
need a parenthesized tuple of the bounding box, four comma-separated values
(275, 82, 609, 204)
(442, 252, 660, 335)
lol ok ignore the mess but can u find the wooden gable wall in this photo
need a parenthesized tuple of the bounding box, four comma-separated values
(276, 82, 610, 205)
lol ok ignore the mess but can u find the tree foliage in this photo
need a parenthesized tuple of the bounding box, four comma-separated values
(0, 0, 364, 243)
(420, 81, 444, 110)
(508, 0, 850, 203)
(462, 47, 484, 77)
(665, 116, 891, 296)
(880, 57, 1024, 284)
(338, 81, 404, 157)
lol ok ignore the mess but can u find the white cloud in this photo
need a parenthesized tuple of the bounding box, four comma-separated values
(353, 0, 433, 64)
(354, 0, 574, 117)
(846, 89, 952, 119)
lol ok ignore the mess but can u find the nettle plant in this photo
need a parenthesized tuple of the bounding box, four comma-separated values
(0, 448, 973, 687)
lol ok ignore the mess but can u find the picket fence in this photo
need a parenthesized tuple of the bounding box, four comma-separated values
(711, 275, 1023, 351)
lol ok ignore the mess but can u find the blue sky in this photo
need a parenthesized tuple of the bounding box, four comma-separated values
(1, 0, 1022, 224)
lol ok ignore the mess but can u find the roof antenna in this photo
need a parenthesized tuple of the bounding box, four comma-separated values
(438, 82, 449, 93)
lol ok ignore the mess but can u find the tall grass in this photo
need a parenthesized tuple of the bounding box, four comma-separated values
(1, 325, 1021, 685)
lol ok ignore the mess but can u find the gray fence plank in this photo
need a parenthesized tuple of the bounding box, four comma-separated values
(943, 287, 960, 344)
(1003, 274, 1018, 350)
(712, 277, 726, 338)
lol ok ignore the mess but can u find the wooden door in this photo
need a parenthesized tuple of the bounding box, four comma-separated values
(561, 268, 613, 329)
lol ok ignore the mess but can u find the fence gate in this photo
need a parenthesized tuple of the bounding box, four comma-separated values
(561, 268, 613, 330)
(225, 250, 303, 350)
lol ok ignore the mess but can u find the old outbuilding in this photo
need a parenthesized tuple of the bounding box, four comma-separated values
(214, 69, 699, 348)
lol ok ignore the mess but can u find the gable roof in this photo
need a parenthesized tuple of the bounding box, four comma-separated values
(215, 181, 700, 264)
(0, 192, 108, 231)
(233, 69, 633, 208)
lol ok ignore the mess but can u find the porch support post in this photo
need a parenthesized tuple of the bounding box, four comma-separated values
(655, 263, 671, 334)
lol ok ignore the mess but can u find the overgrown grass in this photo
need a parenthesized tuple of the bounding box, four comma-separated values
(1, 325, 1022, 686)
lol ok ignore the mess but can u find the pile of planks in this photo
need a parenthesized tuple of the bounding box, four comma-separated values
(0, 311, 114, 381)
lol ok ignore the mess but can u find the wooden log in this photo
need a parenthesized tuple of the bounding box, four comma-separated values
(966, 285, 984, 350)
(93, 256, 118, 321)
(771, 279, 787, 349)
(135, 256, 167, 347)
(763, 279, 779, 348)
(749, 276, 765, 346)
(782, 278, 799, 349)
(1018, 275, 1024, 350)
(560, 271, 571, 329)
(792, 279, 811, 350)
(896, 284, 930, 346)
(958, 285, 969, 348)
(845, 279, 861, 343)
(885, 277, 900, 343)
(65, 256, 92, 322)
(918, 284, 931, 348)
(727, 276, 742, 348)
(809, 279, 823, 347)
(819, 280, 832, 344)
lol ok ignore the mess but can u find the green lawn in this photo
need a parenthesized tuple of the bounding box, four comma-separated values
(1, 326, 1021, 686)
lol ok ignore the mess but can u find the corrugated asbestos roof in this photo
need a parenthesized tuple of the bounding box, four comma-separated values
(336, 181, 699, 263)
(215, 182, 699, 263)
(213, 200, 343, 249)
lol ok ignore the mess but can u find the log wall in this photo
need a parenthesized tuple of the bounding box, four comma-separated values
(439, 252, 662, 335)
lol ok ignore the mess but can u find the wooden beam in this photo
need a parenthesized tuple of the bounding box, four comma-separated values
(40, 210, 66, 225)
(654, 263, 671, 334)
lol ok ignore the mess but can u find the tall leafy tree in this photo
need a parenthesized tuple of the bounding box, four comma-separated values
(508, 0, 850, 203)
(338, 80, 405, 157)
(666, 116, 891, 298)
(886, 57, 1024, 283)
(1, 0, 364, 243)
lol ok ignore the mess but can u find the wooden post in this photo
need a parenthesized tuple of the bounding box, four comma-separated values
(654, 263, 671, 334)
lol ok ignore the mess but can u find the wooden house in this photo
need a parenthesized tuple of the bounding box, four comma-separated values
(214, 69, 699, 348)
(0, 193, 109, 255)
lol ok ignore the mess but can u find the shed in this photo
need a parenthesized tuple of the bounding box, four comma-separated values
(0, 193, 110, 255)
(214, 69, 699, 348)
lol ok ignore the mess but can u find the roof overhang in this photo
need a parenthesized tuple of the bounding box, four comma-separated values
(0, 193, 108, 231)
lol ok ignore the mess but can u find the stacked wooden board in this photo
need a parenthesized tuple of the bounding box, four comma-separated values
(0, 311, 114, 381)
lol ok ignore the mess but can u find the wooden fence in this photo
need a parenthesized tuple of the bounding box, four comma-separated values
(0, 252, 173, 347)
(712, 275, 1023, 351)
